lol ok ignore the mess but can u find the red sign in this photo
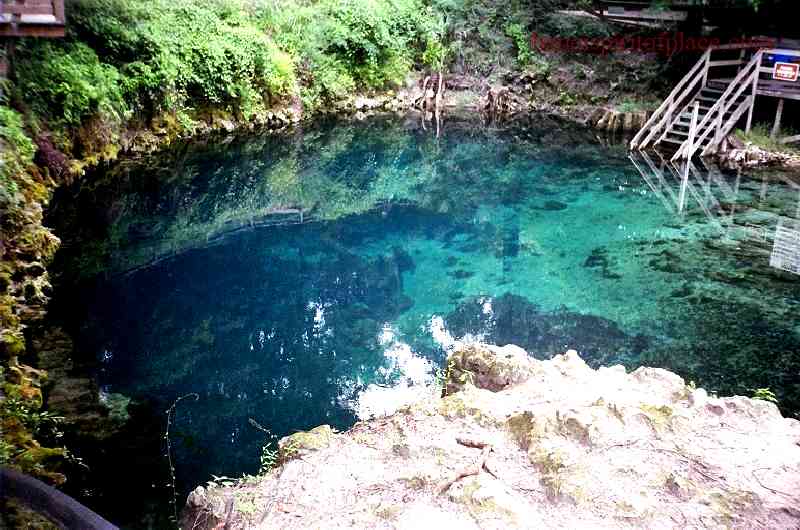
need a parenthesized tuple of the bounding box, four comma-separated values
(774, 62, 799, 82)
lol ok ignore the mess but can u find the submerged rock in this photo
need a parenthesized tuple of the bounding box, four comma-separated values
(181, 344, 800, 529)
(445, 293, 648, 367)
(540, 200, 568, 211)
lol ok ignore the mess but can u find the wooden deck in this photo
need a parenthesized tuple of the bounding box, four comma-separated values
(0, 0, 65, 38)
(594, 0, 748, 25)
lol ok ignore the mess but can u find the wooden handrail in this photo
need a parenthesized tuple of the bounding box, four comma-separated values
(1, 5, 57, 15)
(630, 48, 711, 149)
(630, 42, 770, 152)
(685, 101, 700, 159)
(654, 68, 713, 147)
(644, 70, 705, 148)
(674, 51, 761, 158)
(671, 50, 762, 161)
(701, 95, 754, 156)
(637, 60, 707, 149)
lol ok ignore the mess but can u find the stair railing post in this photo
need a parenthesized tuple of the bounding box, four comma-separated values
(701, 49, 710, 88)
(630, 48, 711, 150)
(663, 106, 673, 145)
(745, 51, 761, 133)
(771, 98, 785, 139)
(686, 101, 700, 160)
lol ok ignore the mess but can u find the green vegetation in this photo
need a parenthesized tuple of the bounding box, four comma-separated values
(0, 367, 68, 482)
(10, 0, 447, 135)
(249, 418, 280, 474)
(735, 125, 800, 155)
(16, 42, 127, 128)
(0, 396, 65, 449)
(615, 98, 657, 114)
(6, 0, 627, 140)
(751, 388, 779, 404)
(0, 106, 36, 208)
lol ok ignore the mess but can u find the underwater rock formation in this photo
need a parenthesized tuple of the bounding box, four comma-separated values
(445, 293, 648, 367)
(181, 344, 800, 529)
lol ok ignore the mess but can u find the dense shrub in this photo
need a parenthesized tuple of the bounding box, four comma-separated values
(0, 106, 35, 206)
(15, 42, 127, 127)
(67, 0, 151, 63)
(257, 0, 444, 107)
(9, 0, 620, 131)
(13, 0, 451, 124)
(319, 0, 426, 87)
(65, 0, 296, 117)
(136, 1, 295, 113)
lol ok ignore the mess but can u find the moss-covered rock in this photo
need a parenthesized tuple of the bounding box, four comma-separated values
(278, 424, 334, 462)
(446, 343, 535, 394)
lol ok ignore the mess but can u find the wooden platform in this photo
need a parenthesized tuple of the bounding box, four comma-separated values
(0, 0, 65, 38)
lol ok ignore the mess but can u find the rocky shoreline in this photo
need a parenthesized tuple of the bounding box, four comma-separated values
(182, 344, 800, 530)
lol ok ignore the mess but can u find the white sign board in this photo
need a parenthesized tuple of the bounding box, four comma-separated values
(773, 62, 799, 82)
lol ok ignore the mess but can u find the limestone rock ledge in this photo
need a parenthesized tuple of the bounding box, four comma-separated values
(181, 345, 800, 530)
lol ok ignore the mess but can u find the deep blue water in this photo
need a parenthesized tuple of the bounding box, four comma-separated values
(48, 115, 800, 527)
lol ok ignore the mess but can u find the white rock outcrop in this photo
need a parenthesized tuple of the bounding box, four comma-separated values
(182, 344, 800, 529)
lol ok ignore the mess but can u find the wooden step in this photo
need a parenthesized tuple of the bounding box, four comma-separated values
(663, 133, 712, 143)
(696, 93, 746, 102)
(679, 107, 736, 119)
(676, 110, 735, 125)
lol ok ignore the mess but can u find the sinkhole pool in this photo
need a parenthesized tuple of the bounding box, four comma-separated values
(47, 114, 800, 527)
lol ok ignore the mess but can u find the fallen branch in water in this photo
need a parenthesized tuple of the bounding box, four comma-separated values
(165, 392, 200, 524)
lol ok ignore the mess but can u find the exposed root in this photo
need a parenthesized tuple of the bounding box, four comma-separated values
(752, 467, 797, 498)
(456, 436, 490, 449)
(437, 437, 495, 494)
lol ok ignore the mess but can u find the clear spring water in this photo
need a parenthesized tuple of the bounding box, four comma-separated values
(47, 115, 800, 527)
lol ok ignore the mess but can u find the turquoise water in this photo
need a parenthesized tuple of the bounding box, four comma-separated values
(48, 115, 800, 527)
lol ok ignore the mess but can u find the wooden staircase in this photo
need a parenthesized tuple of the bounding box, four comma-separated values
(630, 43, 766, 160)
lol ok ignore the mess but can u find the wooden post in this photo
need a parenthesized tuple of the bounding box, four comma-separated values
(745, 52, 760, 133)
(678, 164, 688, 213)
(771, 98, 785, 139)
(435, 71, 443, 113)
(737, 48, 746, 73)
(53, 0, 66, 24)
(684, 101, 700, 160)
(714, 106, 724, 148)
